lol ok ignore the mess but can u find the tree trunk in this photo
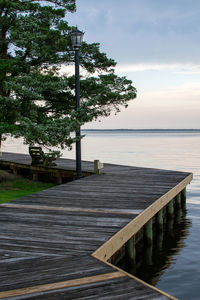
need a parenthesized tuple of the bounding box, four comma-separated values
(0, 135, 2, 156)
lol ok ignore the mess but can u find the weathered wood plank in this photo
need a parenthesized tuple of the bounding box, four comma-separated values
(0, 255, 119, 292)
(1, 203, 142, 216)
(0, 272, 125, 298)
(7, 276, 169, 300)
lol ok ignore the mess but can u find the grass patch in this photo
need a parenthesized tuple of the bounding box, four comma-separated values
(0, 172, 55, 204)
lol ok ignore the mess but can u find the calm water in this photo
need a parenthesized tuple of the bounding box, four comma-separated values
(2, 129, 200, 300)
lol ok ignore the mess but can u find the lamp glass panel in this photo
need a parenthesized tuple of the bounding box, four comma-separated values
(70, 30, 84, 48)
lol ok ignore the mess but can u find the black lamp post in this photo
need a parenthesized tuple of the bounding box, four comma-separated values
(70, 27, 84, 179)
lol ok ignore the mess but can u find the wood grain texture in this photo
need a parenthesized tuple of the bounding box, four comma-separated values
(0, 255, 117, 292)
(0, 272, 125, 298)
(0, 152, 192, 299)
(1, 203, 143, 215)
(0, 276, 169, 300)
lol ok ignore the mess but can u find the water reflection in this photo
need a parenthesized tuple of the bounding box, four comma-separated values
(117, 211, 191, 286)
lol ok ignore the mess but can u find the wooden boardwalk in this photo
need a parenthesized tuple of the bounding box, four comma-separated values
(0, 152, 193, 299)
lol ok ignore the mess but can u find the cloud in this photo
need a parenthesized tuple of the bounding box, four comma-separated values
(176, 71, 200, 75)
(58, 65, 92, 77)
(139, 80, 200, 109)
(115, 63, 200, 73)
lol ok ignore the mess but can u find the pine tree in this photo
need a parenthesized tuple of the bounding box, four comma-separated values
(0, 0, 137, 152)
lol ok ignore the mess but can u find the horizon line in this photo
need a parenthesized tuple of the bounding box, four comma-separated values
(82, 128, 200, 131)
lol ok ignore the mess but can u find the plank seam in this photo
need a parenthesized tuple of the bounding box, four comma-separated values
(0, 204, 142, 215)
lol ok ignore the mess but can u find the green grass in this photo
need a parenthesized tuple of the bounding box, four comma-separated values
(0, 178, 55, 204)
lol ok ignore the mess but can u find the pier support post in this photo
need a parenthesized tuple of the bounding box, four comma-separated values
(33, 171, 38, 181)
(174, 194, 182, 223)
(94, 160, 104, 175)
(175, 194, 181, 209)
(181, 188, 186, 210)
(57, 174, 62, 185)
(125, 236, 136, 263)
(144, 219, 153, 246)
(13, 167, 18, 175)
(167, 199, 174, 218)
(175, 209, 181, 224)
(156, 231, 163, 250)
(167, 200, 174, 234)
(145, 245, 153, 265)
(156, 209, 163, 232)
(167, 218, 174, 235)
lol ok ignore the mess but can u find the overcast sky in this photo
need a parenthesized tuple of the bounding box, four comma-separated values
(67, 0, 200, 129)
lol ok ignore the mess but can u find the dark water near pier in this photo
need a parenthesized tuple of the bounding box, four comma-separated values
(3, 129, 200, 300)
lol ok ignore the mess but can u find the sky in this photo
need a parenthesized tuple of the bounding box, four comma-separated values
(67, 0, 200, 129)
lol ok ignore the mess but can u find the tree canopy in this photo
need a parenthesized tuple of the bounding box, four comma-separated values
(0, 0, 137, 151)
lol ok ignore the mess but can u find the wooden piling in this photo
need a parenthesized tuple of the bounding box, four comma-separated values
(181, 188, 187, 210)
(175, 194, 181, 209)
(174, 194, 182, 223)
(167, 199, 174, 218)
(144, 219, 153, 246)
(174, 209, 181, 224)
(156, 209, 163, 232)
(57, 174, 62, 185)
(13, 167, 18, 175)
(156, 232, 163, 250)
(125, 236, 136, 263)
(167, 218, 174, 235)
(145, 245, 153, 266)
(33, 171, 38, 181)
(94, 160, 103, 175)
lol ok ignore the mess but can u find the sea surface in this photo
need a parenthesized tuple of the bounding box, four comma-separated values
(2, 129, 200, 300)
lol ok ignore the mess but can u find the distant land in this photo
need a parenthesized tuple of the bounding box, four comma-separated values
(82, 129, 200, 132)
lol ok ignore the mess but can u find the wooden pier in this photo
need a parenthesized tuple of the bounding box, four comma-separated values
(0, 152, 193, 299)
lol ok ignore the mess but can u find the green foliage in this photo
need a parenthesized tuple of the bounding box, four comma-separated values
(0, 0, 137, 151)
(0, 177, 55, 203)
